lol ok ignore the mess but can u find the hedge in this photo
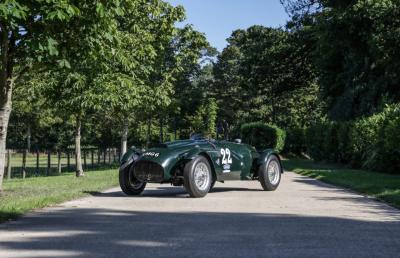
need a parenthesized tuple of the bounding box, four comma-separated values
(305, 104, 400, 173)
(240, 122, 286, 152)
(283, 127, 306, 155)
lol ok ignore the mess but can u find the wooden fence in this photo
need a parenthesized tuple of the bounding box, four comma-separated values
(4, 148, 120, 179)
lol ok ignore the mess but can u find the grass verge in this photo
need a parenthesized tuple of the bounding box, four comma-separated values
(283, 159, 400, 209)
(0, 168, 118, 223)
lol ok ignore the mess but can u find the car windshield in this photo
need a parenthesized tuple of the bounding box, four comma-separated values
(190, 133, 205, 141)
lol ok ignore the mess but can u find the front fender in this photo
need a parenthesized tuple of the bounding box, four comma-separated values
(119, 147, 142, 172)
(180, 147, 203, 160)
(180, 148, 218, 181)
(257, 149, 283, 173)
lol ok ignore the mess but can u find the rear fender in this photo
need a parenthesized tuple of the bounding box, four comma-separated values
(257, 149, 283, 173)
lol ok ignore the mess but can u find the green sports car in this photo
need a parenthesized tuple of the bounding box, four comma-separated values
(119, 136, 283, 198)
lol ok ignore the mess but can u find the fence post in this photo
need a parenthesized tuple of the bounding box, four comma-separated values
(57, 150, 62, 174)
(91, 149, 94, 168)
(83, 150, 87, 170)
(47, 150, 51, 176)
(67, 151, 70, 171)
(7, 150, 11, 180)
(36, 149, 40, 175)
(22, 150, 27, 179)
(97, 149, 100, 166)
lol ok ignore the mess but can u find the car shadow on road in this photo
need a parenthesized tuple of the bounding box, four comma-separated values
(84, 186, 263, 199)
(1, 208, 400, 258)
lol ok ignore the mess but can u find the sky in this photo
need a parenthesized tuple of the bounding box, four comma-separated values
(167, 0, 290, 52)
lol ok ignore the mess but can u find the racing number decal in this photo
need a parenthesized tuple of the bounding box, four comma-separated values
(220, 148, 232, 165)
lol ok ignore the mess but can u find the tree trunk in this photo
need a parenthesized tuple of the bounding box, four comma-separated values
(57, 150, 61, 174)
(27, 125, 31, 152)
(36, 149, 39, 175)
(91, 150, 94, 168)
(174, 117, 177, 140)
(121, 120, 128, 156)
(0, 91, 12, 194)
(97, 149, 100, 166)
(0, 25, 15, 195)
(159, 117, 164, 143)
(146, 119, 151, 148)
(108, 148, 111, 165)
(46, 150, 51, 176)
(75, 118, 84, 177)
(6, 149, 11, 180)
(67, 151, 70, 171)
(83, 150, 87, 170)
(22, 149, 27, 179)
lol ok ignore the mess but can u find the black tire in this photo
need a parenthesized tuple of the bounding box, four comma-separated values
(184, 156, 212, 198)
(209, 180, 216, 191)
(259, 155, 282, 191)
(119, 164, 146, 196)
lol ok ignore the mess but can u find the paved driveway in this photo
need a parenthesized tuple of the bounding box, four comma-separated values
(0, 172, 399, 258)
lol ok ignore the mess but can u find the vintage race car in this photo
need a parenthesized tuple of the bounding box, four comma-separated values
(119, 136, 283, 198)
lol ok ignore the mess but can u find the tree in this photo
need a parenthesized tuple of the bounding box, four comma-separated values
(211, 25, 321, 133)
(282, 0, 400, 120)
(0, 0, 80, 193)
(101, 0, 186, 154)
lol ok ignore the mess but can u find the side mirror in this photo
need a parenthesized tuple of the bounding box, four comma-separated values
(234, 139, 242, 144)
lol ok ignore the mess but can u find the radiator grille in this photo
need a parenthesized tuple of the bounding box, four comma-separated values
(134, 160, 164, 182)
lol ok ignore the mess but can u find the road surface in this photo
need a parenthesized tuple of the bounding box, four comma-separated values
(0, 171, 399, 258)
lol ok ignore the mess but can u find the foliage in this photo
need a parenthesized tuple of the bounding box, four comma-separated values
(283, 0, 400, 120)
(188, 98, 218, 138)
(206, 98, 218, 138)
(240, 122, 286, 152)
(283, 127, 306, 155)
(210, 25, 322, 132)
(305, 104, 400, 173)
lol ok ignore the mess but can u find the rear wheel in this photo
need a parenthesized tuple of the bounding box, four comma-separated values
(184, 156, 212, 198)
(259, 155, 282, 191)
(119, 164, 146, 195)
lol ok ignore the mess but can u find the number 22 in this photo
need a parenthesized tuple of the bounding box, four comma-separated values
(220, 148, 232, 164)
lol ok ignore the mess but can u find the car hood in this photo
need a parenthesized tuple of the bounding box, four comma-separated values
(139, 139, 212, 168)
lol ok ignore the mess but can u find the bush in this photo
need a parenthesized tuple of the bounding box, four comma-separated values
(241, 122, 286, 152)
(305, 104, 400, 173)
(305, 123, 326, 161)
(284, 127, 306, 155)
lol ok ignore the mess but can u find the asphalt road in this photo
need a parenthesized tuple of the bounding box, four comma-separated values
(1, 171, 400, 258)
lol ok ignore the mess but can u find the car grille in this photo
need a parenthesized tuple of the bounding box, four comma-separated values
(134, 160, 164, 182)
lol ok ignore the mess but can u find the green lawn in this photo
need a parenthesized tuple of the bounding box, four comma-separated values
(0, 168, 119, 223)
(283, 159, 400, 209)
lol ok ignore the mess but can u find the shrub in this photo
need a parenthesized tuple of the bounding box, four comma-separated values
(305, 104, 400, 174)
(241, 122, 286, 152)
(284, 127, 306, 155)
(305, 123, 326, 161)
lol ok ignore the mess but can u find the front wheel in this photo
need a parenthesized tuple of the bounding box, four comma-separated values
(119, 164, 146, 195)
(184, 156, 212, 198)
(259, 155, 282, 191)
